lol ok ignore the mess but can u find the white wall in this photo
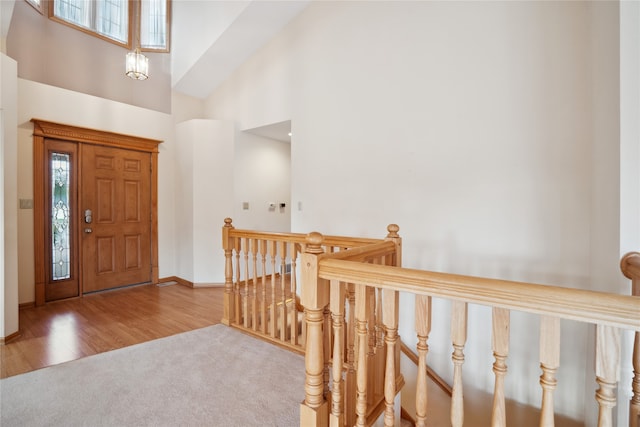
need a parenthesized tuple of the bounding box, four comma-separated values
(233, 131, 291, 232)
(586, 2, 622, 425)
(16, 79, 176, 303)
(202, 1, 623, 421)
(175, 119, 234, 284)
(1, 52, 19, 339)
(618, 1, 640, 424)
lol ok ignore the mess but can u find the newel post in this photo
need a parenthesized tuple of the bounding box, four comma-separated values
(300, 232, 330, 427)
(221, 218, 235, 326)
(621, 252, 640, 427)
(385, 224, 402, 267)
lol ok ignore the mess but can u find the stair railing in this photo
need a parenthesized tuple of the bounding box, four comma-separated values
(221, 217, 391, 354)
(621, 251, 640, 427)
(300, 229, 640, 427)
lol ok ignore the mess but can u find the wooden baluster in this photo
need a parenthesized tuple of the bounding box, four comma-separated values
(375, 286, 385, 401)
(382, 288, 399, 427)
(324, 304, 332, 397)
(300, 232, 329, 427)
(279, 241, 288, 342)
(492, 307, 510, 427)
(450, 300, 467, 427)
(621, 252, 640, 427)
(415, 294, 432, 427)
(539, 316, 560, 427)
(355, 283, 369, 427)
(243, 238, 250, 328)
(251, 238, 258, 331)
(290, 244, 299, 345)
(330, 279, 346, 427)
(260, 240, 268, 334)
(366, 285, 377, 407)
(346, 283, 357, 427)
(269, 240, 277, 338)
(221, 218, 234, 326)
(632, 331, 640, 427)
(234, 237, 242, 325)
(595, 324, 621, 427)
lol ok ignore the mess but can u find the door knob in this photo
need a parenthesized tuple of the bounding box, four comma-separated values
(84, 228, 92, 233)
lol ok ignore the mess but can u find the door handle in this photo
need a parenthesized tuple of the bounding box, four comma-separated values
(84, 209, 92, 224)
(84, 228, 93, 234)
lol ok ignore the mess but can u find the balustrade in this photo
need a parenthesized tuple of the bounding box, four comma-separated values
(299, 228, 640, 427)
(221, 219, 640, 426)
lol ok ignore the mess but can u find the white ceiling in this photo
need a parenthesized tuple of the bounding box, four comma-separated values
(243, 120, 291, 143)
(171, 0, 310, 100)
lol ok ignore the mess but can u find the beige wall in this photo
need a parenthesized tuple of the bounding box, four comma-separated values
(7, 0, 171, 113)
(16, 79, 176, 303)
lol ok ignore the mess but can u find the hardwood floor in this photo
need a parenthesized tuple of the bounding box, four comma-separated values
(1, 283, 224, 379)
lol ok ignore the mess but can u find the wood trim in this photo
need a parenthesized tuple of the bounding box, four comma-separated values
(139, 0, 172, 53)
(19, 302, 36, 310)
(31, 119, 162, 153)
(31, 120, 163, 305)
(192, 283, 225, 288)
(151, 151, 159, 284)
(0, 330, 22, 345)
(319, 259, 640, 331)
(33, 132, 46, 305)
(47, 1, 134, 50)
(159, 276, 194, 288)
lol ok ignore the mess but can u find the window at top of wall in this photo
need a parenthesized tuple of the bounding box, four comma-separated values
(50, 0, 131, 47)
(25, 0, 43, 14)
(48, 0, 170, 52)
(139, 0, 170, 52)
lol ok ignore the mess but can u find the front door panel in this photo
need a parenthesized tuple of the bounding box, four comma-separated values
(81, 145, 152, 293)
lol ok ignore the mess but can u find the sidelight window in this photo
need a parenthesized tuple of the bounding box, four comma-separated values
(51, 152, 72, 281)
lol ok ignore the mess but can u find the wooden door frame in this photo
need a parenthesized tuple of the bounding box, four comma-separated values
(32, 119, 162, 306)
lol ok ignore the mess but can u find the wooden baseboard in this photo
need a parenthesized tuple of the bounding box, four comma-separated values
(158, 276, 224, 289)
(19, 301, 36, 310)
(0, 330, 21, 345)
(158, 276, 192, 288)
(192, 283, 224, 288)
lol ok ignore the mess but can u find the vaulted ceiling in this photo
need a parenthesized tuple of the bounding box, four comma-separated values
(0, 0, 310, 100)
(171, 0, 310, 99)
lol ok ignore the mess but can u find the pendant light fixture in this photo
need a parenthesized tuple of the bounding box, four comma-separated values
(126, 18, 148, 81)
(126, 46, 149, 80)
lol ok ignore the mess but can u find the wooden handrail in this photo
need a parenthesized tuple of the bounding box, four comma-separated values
(319, 259, 640, 331)
(321, 241, 397, 262)
(227, 227, 384, 248)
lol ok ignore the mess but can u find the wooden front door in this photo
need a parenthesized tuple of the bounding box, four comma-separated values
(32, 120, 162, 306)
(81, 144, 152, 293)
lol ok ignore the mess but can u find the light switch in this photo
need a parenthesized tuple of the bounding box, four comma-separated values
(20, 199, 34, 209)
(242, 202, 249, 210)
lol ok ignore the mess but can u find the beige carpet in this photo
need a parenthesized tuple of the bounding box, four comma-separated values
(0, 324, 304, 426)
